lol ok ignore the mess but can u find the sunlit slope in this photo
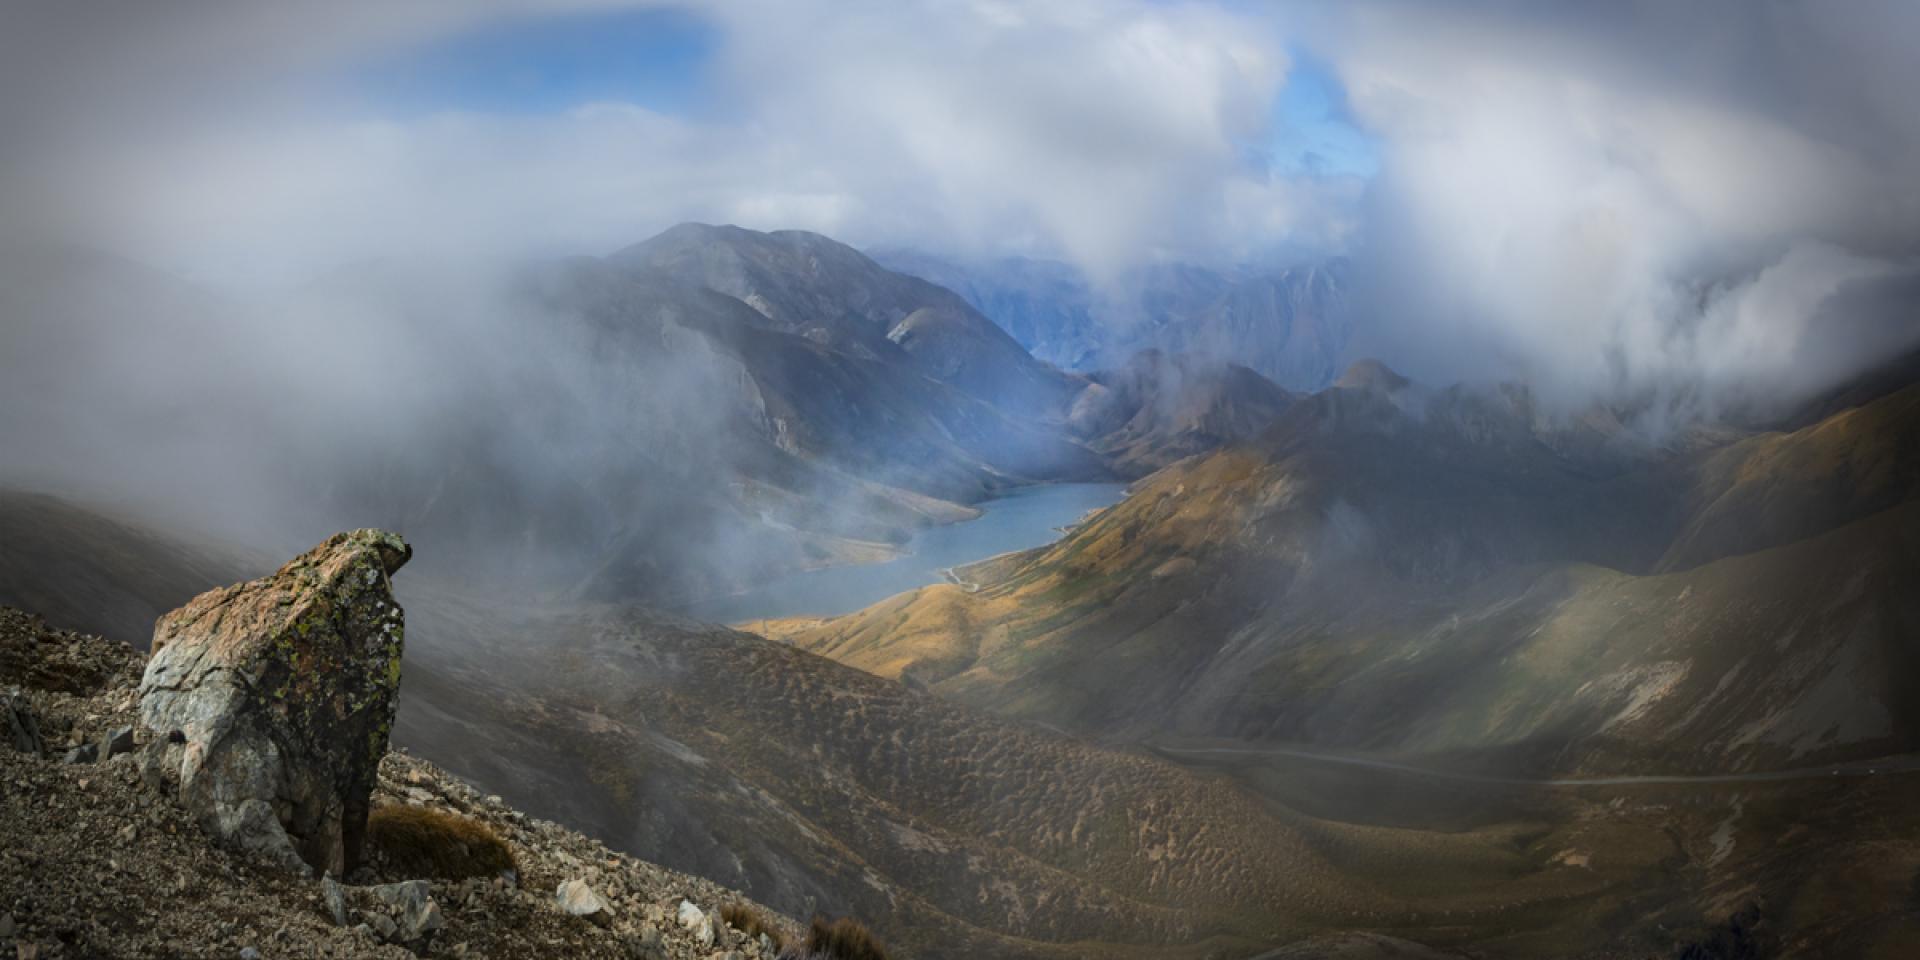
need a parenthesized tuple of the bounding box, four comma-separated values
(0, 490, 1730, 959)
(1660, 383, 1920, 571)
(774, 372, 1920, 775)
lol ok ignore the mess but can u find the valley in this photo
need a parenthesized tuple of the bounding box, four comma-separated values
(3, 223, 1916, 959)
(6, 7, 1919, 959)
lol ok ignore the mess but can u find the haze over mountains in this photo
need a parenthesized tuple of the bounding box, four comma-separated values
(873, 250, 1352, 393)
(6, 2, 1920, 958)
(5, 217, 1919, 956)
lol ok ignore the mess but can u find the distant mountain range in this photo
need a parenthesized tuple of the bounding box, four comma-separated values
(769, 357, 1920, 779)
(870, 249, 1352, 392)
(7, 227, 1914, 957)
(5, 227, 1303, 608)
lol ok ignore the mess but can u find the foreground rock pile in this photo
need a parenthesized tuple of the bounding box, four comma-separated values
(0, 530, 803, 959)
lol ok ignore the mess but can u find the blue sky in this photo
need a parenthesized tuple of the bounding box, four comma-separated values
(333, 6, 1377, 180)
(1267, 52, 1380, 178)
(338, 7, 721, 117)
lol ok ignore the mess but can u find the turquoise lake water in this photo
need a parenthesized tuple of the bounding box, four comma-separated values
(683, 482, 1126, 624)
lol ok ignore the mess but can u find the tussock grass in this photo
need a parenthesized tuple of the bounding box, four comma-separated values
(803, 915, 891, 960)
(720, 902, 787, 951)
(366, 805, 516, 880)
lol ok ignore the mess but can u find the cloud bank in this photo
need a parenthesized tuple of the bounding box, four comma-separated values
(2, 0, 1917, 418)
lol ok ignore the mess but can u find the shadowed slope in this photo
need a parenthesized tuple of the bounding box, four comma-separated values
(771, 368, 1920, 777)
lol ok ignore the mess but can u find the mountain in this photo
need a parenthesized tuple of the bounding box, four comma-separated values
(0, 492, 1624, 960)
(616, 225, 1084, 419)
(1066, 350, 1296, 477)
(0, 237, 1122, 610)
(870, 250, 1352, 392)
(765, 362, 1920, 778)
(9, 481, 1918, 957)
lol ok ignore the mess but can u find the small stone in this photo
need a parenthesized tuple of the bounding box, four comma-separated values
(320, 876, 349, 927)
(405, 787, 433, 805)
(100, 726, 135, 760)
(369, 880, 443, 945)
(0, 913, 14, 937)
(61, 744, 97, 765)
(557, 878, 612, 926)
(238, 948, 262, 960)
(368, 913, 398, 941)
(678, 900, 715, 947)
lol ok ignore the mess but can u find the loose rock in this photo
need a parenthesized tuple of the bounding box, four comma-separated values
(557, 878, 613, 926)
(320, 876, 348, 927)
(679, 899, 715, 947)
(368, 879, 444, 948)
(4, 691, 44, 758)
(99, 725, 134, 760)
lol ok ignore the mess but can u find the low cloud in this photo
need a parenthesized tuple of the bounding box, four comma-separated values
(2, 0, 1916, 427)
(1333, 0, 1920, 419)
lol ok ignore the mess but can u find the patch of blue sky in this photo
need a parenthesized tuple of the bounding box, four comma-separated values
(331, 6, 720, 118)
(1263, 50, 1380, 178)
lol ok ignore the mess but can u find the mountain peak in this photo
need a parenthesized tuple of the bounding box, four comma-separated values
(1334, 358, 1411, 392)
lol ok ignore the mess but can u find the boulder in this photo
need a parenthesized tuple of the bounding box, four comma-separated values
(138, 530, 412, 876)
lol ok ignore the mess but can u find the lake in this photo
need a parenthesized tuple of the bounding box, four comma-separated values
(683, 482, 1127, 624)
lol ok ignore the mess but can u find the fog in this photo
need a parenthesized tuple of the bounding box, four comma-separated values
(2, 0, 1918, 585)
(1332, 0, 1920, 419)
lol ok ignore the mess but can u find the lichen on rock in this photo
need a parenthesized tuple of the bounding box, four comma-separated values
(137, 529, 412, 876)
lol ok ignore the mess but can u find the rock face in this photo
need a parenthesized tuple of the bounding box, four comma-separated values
(137, 529, 412, 876)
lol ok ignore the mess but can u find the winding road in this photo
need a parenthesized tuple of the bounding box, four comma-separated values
(1150, 742, 1920, 787)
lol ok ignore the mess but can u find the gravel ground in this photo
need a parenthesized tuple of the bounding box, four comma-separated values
(0, 607, 801, 959)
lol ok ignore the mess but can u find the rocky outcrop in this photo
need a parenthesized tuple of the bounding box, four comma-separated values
(137, 529, 412, 876)
(2, 604, 800, 959)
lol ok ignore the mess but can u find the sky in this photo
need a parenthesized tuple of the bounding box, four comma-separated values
(1, 0, 1917, 417)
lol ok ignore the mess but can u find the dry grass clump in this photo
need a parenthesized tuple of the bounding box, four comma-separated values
(721, 902, 787, 951)
(803, 915, 890, 960)
(366, 805, 516, 880)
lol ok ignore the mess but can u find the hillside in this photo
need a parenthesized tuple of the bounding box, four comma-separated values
(766, 366, 1920, 777)
(0, 605, 803, 959)
(5, 493, 1877, 958)
(616, 225, 1084, 419)
(1067, 350, 1296, 477)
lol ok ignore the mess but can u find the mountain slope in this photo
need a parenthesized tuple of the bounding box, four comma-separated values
(0, 491, 1788, 960)
(767, 366, 1920, 777)
(872, 251, 1351, 392)
(0, 241, 1119, 610)
(616, 225, 1083, 418)
(0, 604, 797, 959)
(1067, 350, 1296, 476)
